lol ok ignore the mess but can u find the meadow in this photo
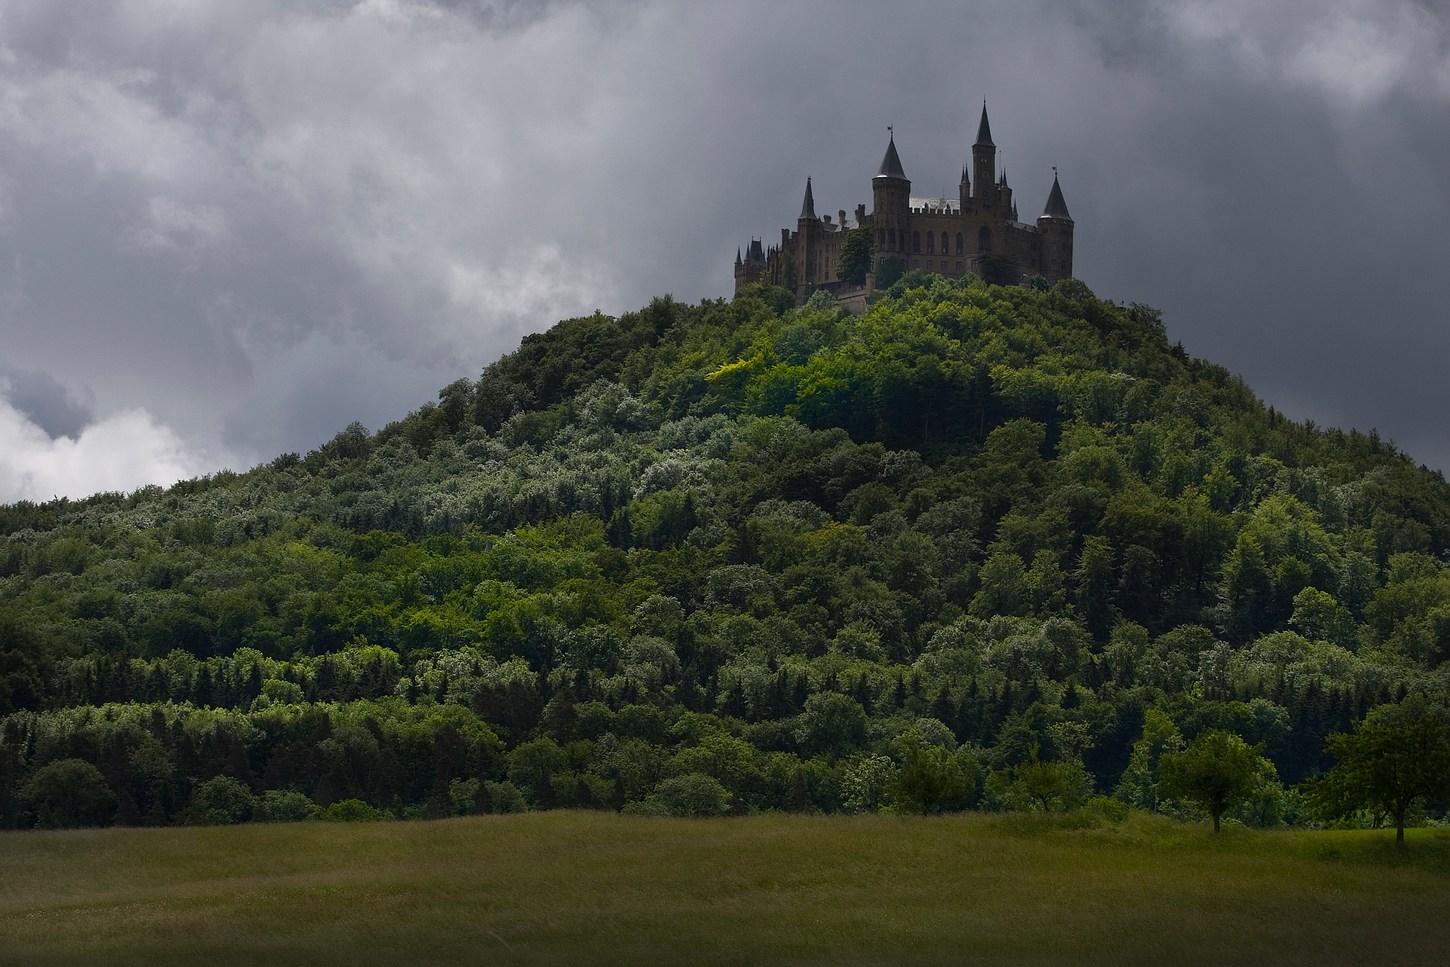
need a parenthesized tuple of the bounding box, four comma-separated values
(2, 811, 1447, 966)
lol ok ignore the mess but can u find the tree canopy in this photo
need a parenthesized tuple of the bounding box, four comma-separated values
(2, 276, 1449, 829)
(1309, 697, 1450, 846)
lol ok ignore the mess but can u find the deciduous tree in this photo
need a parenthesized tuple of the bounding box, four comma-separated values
(1160, 730, 1270, 833)
(1308, 696, 1450, 847)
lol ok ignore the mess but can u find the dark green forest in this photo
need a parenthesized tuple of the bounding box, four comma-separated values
(3, 274, 1449, 829)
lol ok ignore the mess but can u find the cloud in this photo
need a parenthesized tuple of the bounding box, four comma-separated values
(0, 0, 1447, 501)
(0, 364, 93, 439)
(1155, 0, 1450, 110)
(0, 392, 214, 503)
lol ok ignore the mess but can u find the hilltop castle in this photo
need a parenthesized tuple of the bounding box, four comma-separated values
(734, 105, 1074, 306)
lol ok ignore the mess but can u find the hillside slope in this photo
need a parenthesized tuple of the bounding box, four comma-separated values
(2, 273, 1448, 826)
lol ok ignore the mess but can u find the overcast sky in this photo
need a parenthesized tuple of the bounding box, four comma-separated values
(1, 0, 1448, 502)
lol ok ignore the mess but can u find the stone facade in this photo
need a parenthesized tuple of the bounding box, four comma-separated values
(734, 105, 1074, 305)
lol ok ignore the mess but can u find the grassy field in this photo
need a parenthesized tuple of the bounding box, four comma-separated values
(2, 811, 1447, 966)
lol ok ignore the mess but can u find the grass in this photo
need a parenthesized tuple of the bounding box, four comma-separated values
(2, 811, 1448, 966)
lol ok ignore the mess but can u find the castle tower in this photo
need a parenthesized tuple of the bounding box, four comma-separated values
(1036, 171, 1074, 281)
(872, 130, 911, 263)
(796, 177, 823, 299)
(972, 103, 996, 205)
(958, 164, 971, 212)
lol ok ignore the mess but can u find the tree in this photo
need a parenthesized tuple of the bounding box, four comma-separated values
(183, 775, 256, 825)
(874, 256, 905, 289)
(893, 735, 968, 815)
(977, 254, 1021, 286)
(797, 691, 868, 758)
(21, 759, 116, 829)
(837, 227, 875, 286)
(1159, 730, 1268, 833)
(1308, 697, 1450, 847)
(988, 748, 1093, 813)
(637, 773, 731, 817)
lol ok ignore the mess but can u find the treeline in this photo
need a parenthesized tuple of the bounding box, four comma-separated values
(2, 274, 1448, 828)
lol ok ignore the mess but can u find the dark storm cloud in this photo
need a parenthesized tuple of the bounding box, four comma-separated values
(0, 0, 1446, 501)
(0, 363, 93, 439)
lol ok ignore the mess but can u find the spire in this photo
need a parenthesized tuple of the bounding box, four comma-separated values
(1043, 170, 1072, 220)
(960, 164, 969, 186)
(735, 247, 742, 266)
(876, 129, 907, 180)
(974, 101, 994, 148)
(799, 177, 816, 219)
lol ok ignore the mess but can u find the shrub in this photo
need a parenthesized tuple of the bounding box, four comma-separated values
(641, 773, 731, 817)
(22, 759, 116, 829)
(258, 789, 317, 823)
(184, 776, 256, 825)
(311, 799, 391, 822)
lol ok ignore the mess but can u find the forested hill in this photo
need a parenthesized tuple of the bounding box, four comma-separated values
(3, 273, 1449, 828)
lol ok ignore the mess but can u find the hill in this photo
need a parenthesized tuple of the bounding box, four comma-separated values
(2, 273, 1448, 827)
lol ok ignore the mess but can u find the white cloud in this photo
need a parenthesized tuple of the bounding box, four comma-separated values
(0, 390, 216, 502)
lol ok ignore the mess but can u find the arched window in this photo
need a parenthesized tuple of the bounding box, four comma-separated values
(888, 228, 896, 249)
(926, 232, 934, 254)
(877, 230, 884, 248)
(912, 231, 920, 253)
(956, 233, 964, 255)
(978, 226, 992, 253)
(941, 232, 949, 255)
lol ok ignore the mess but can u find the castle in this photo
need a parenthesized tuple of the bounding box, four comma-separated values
(734, 105, 1074, 306)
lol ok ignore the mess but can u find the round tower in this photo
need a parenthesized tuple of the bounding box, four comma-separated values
(871, 130, 911, 266)
(1036, 171, 1074, 282)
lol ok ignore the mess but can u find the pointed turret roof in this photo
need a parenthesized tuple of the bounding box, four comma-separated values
(735, 247, 742, 266)
(875, 133, 907, 180)
(799, 177, 816, 219)
(974, 102, 994, 148)
(1043, 172, 1072, 220)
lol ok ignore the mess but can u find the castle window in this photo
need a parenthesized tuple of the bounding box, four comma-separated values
(956, 233, 964, 256)
(926, 233, 934, 254)
(912, 231, 920, 253)
(941, 232, 949, 254)
(956, 261, 963, 272)
(978, 226, 992, 253)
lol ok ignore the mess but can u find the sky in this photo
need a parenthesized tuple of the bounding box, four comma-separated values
(1, 0, 1448, 502)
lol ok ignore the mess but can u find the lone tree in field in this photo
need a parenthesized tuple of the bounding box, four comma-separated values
(1309, 696, 1450, 848)
(1160, 730, 1270, 833)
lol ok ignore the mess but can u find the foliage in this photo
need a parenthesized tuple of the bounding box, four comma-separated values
(837, 227, 874, 287)
(1307, 696, 1450, 846)
(2, 277, 1449, 829)
(20, 758, 115, 829)
(1160, 730, 1275, 833)
(182, 776, 256, 826)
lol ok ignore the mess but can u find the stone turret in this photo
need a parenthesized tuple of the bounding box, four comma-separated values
(872, 131, 911, 261)
(1036, 172, 1074, 282)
